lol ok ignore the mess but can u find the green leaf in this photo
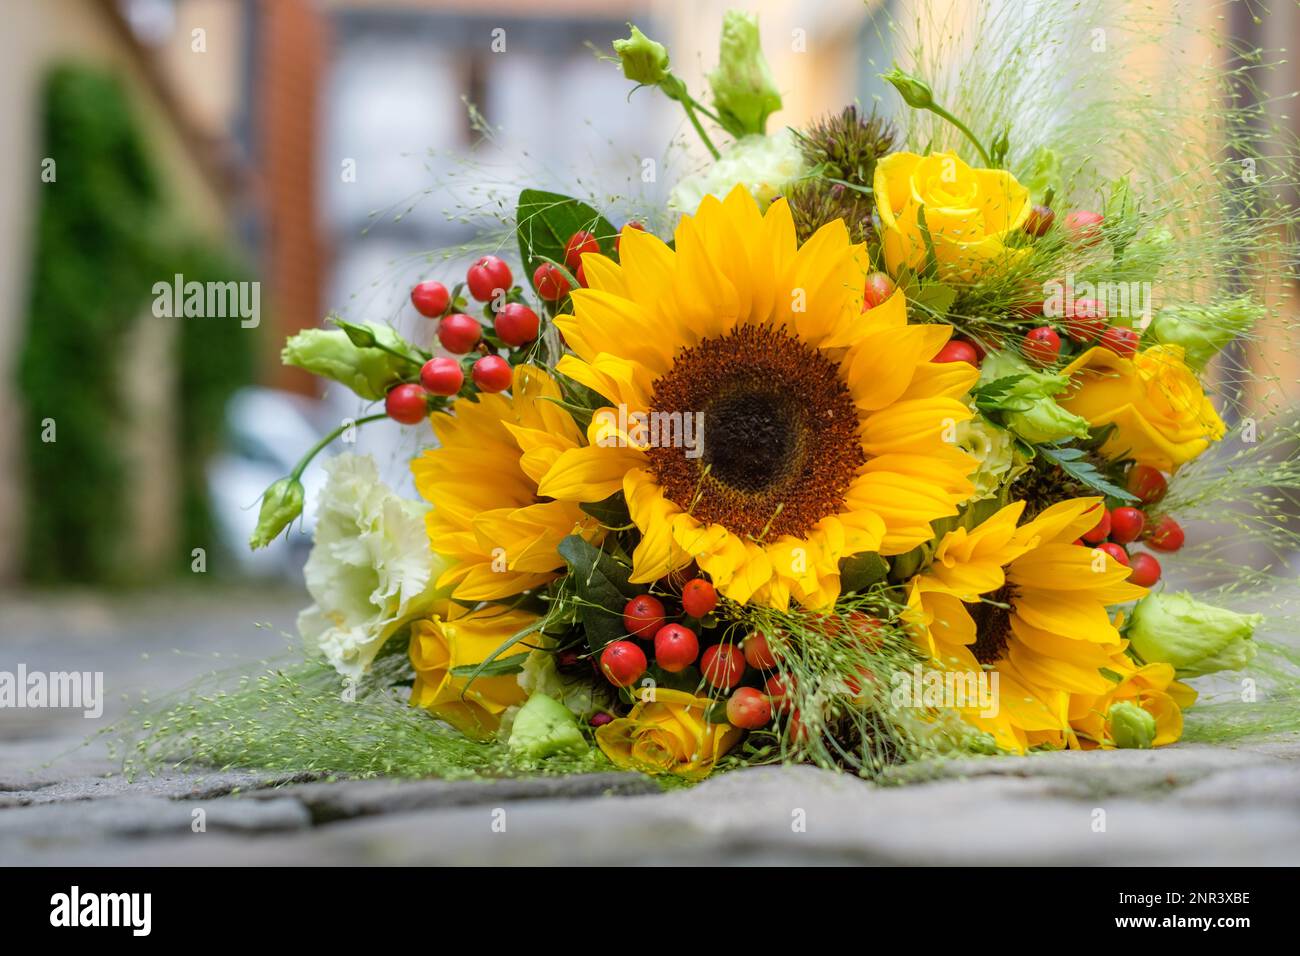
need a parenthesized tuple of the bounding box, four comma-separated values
(449, 652, 531, 679)
(910, 280, 955, 318)
(972, 373, 1031, 414)
(1038, 443, 1139, 502)
(516, 189, 618, 312)
(580, 492, 631, 529)
(839, 552, 889, 593)
(557, 535, 639, 652)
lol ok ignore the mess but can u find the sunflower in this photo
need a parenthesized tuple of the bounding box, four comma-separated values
(907, 497, 1148, 752)
(411, 364, 594, 601)
(537, 185, 979, 609)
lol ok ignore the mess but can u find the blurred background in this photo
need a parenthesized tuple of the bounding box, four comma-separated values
(0, 0, 1296, 735)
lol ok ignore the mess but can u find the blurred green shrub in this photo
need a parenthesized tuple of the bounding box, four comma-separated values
(18, 64, 257, 584)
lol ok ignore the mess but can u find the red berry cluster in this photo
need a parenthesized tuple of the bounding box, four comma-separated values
(1012, 209, 1142, 366)
(595, 577, 785, 731)
(1074, 465, 1184, 588)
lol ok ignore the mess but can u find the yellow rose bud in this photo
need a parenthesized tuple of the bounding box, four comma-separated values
(408, 605, 534, 740)
(595, 688, 743, 779)
(873, 150, 1031, 280)
(1059, 344, 1226, 471)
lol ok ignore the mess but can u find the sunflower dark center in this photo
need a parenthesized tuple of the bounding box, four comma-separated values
(645, 324, 865, 540)
(968, 584, 1017, 665)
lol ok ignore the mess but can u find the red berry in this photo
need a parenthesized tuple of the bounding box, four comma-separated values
(933, 340, 980, 365)
(599, 640, 647, 687)
(420, 357, 463, 396)
(410, 280, 450, 318)
(466, 255, 512, 302)
(726, 687, 772, 729)
(494, 302, 540, 347)
(563, 230, 600, 270)
(1127, 465, 1168, 504)
(622, 594, 666, 639)
(1081, 507, 1111, 545)
(1145, 514, 1185, 552)
(1063, 210, 1104, 244)
(700, 644, 746, 691)
(533, 263, 571, 302)
(1127, 552, 1161, 588)
(744, 632, 779, 670)
(437, 313, 482, 354)
(576, 262, 588, 288)
(589, 712, 613, 727)
(862, 272, 896, 311)
(614, 220, 646, 254)
(1024, 204, 1055, 237)
(1064, 298, 1107, 342)
(1023, 326, 1061, 364)
(1109, 506, 1146, 545)
(384, 384, 428, 425)
(653, 624, 699, 673)
(471, 355, 512, 393)
(680, 578, 717, 617)
(765, 673, 795, 710)
(1096, 541, 1131, 568)
(1098, 325, 1139, 358)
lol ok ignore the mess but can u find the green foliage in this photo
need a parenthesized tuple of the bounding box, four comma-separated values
(172, 242, 259, 571)
(515, 189, 617, 314)
(18, 64, 258, 583)
(19, 66, 162, 583)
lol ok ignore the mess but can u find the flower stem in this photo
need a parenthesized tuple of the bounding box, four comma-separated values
(929, 104, 993, 167)
(680, 97, 721, 160)
(290, 412, 387, 481)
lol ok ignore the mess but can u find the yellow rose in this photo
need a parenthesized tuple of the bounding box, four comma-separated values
(595, 689, 743, 780)
(873, 150, 1031, 279)
(1059, 344, 1226, 471)
(409, 605, 534, 740)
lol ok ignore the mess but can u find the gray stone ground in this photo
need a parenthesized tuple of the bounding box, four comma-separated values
(2, 586, 1298, 865)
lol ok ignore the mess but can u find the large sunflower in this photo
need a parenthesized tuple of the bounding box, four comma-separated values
(907, 497, 1148, 752)
(537, 185, 979, 609)
(411, 364, 594, 600)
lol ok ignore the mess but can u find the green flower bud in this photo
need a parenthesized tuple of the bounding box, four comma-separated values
(979, 352, 1092, 444)
(507, 693, 588, 759)
(1127, 592, 1262, 678)
(281, 323, 416, 402)
(1108, 701, 1157, 749)
(881, 66, 935, 111)
(249, 477, 305, 550)
(708, 11, 782, 137)
(1149, 296, 1263, 370)
(613, 24, 671, 87)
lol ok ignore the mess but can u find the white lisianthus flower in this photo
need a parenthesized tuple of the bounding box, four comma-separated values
(955, 415, 1026, 502)
(669, 129, 805, 213)
(297, 453, 452, 681)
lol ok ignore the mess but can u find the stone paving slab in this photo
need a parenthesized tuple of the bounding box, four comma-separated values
(1, 735, 1296, 865)
(3, 587, 1298, 866)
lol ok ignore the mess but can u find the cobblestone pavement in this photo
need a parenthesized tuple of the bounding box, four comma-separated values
(2, 587, 1298, 865)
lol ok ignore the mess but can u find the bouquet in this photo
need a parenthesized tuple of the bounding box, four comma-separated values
(133, 2, 1300, 782)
